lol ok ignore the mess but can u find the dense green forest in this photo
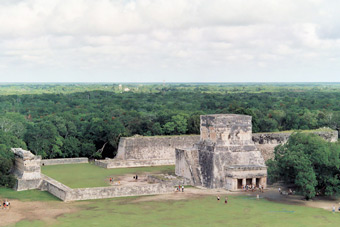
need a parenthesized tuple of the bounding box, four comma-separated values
(267, 133, 340, 199)
(1, 83, 340, 161)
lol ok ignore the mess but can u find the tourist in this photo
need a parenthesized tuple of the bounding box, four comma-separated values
(178, 185, 181, 191)
(136, 175, 138, 181)
(256, 194, 259, 200)
(332, 205, 336, 213)
(278, 187, 281, 194)
(182, 185, 184, 192)
(225, 197, 228, 204)
(217, 195, 220, 201)
(109, 177, 112, 183)
(288, 189, 293, 195)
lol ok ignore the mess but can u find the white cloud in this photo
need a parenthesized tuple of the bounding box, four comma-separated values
(0, 0, 340, 82)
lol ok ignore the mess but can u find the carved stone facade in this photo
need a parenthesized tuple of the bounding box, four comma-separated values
(175, 114, 267, 190)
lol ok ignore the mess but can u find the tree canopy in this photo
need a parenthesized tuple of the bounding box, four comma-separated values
(267, 133, 340, 199)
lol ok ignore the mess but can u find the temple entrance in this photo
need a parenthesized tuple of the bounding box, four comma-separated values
(246, 178, 252, 185)
(256, 178, 260, 187)
(237, 179, 243, 189)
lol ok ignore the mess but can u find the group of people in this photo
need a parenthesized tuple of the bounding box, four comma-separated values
(1, 200, 10, 209)
(332, 205, 340, 213)
(242, 184, 264, 193)
(109, 177, 120, 185)
(217, 195, 228, 204)
(133, 175, 138, 181)
(175, 185, 184, 192)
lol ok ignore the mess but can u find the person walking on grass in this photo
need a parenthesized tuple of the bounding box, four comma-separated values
(182, 185, 184, 192)
(217, 195, 220, 202)
(225, 197, 228, 204)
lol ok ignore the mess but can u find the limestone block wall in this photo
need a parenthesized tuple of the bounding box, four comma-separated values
(99, 128, 337, 168)
(39, 175, 72, 201)
(39, 174, 174, 202)
(147, 175, 192, 186)
(95, 159, 174, 169)
(41, 158, 89, 166)
(68, 183, 173, 201)
(200, 114, 253, 147)
(175, 148, 201, 185)
(115, 135, 198, 161)
(15, 179, 42, 191)
(11, 148, 42, 191)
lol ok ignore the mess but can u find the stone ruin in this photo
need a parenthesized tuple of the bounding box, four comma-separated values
(11, 148, 42, 191)
(175, 114, 267, 190)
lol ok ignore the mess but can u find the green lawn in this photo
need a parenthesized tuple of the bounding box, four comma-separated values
(0, 187, 59, 202)
(15, 195, 340, 227)
(41, 163, 175, 188)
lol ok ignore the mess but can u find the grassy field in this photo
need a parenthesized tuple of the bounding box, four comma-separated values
(14, 195, 340, 227)
(41, 163, 175, 188)
(0, 187, 59, 202)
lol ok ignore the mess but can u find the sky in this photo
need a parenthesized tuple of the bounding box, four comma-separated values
(0, 0, 340, 83)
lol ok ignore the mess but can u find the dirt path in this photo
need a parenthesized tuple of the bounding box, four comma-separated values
(0, 200, 78, 227)
(133, 186, 340, 212)
(2, 186, 339, 226)
(133, 187, 230, 203)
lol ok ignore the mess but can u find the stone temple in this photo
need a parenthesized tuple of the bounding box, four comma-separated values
(175, 114, 267, 190)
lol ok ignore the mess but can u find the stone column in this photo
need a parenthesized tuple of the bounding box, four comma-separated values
(260, 177, 267, 188)
(242, 178, 246, 186)
(252, 178, 256, 186)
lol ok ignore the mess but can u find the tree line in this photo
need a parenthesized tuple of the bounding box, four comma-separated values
(2, 83, 340, 187)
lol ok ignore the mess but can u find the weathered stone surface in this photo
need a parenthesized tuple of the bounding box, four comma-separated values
(95, 159, 174, 168)
(39, 174, 173, 202)
(11, 148, 42, 190)
(107, 128, 338, 168)
(176, 114, 267, 190)
(147, 175, 193, 186)
(41, 158, 89, 166)
(99, 135, 198, 168)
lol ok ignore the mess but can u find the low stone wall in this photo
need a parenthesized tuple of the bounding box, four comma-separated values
(39, 175, 72, 201)
(147, 175, 192, 186)
(38, 174, 173, 202)
(67, 183, 173, 201)
(41, 158, 89, 166)
(95, 159, 174, 169)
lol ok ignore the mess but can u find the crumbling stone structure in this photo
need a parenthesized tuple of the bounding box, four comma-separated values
(175, 114, 267, 190)
(11, 148, 42, 191)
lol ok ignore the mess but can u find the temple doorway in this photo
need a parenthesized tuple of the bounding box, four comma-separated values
(256, 178, 260, 187)
(237, 179, 243, 189)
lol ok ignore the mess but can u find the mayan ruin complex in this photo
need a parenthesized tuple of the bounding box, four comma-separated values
(175, 114, 268, 190)
(10, 114, 339, 201)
